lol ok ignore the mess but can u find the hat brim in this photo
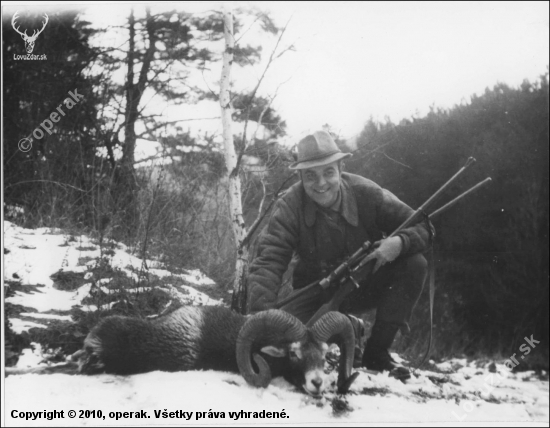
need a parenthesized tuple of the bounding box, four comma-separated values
(289, 152, 352, 170)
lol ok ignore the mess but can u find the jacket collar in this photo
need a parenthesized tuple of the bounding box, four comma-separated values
(303, 174, 359, 227)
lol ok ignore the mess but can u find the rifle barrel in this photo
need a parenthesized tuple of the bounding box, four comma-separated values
(429, 177, 492, 219)
(389, 157, 476, 238)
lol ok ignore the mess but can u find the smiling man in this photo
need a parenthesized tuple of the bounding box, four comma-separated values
(247, 130, 432, 378)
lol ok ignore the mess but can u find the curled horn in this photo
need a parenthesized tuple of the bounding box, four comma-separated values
(236, 309, 307, 388)
(310, 312, 356, 392)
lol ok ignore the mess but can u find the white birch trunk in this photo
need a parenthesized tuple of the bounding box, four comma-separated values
(220, 9, 249, 313)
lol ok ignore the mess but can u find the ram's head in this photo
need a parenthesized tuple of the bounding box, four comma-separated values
(236, 310, 357, 397)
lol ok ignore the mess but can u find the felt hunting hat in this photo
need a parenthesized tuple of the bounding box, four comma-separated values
(289, 130, 352, 170)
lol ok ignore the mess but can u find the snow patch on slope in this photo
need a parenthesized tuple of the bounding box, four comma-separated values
(4, 221, 219, 332)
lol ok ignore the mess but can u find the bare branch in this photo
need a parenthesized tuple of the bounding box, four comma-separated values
(199, 57, 219, 101)
(381, 152, 412, 169)
(137, 117, 221, 137)
(231, 17, 292, 179)
(234, 13, 264, 44)
(247, 16, 292, 102)
(250, 75, 290, 142)
(5, 180, 86, 193)
(257, 176, 267, 217)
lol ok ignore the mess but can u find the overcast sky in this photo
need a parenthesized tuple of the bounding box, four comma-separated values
(4, 1, 549, 147)
(238, 1, 549, 143)
(268, 1, 548, 139)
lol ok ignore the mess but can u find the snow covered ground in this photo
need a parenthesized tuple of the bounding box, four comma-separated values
(2, 221, 549, 426)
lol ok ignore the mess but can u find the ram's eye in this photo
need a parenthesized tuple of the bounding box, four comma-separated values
(288, 343, 301, 359)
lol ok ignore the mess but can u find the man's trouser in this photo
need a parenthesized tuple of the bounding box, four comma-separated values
(279, 253, 428, 331)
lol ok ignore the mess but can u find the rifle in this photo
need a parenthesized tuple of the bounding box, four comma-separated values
(274, 157, 491, 329)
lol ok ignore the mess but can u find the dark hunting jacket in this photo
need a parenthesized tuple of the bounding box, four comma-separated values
(247, 172, 432, 313)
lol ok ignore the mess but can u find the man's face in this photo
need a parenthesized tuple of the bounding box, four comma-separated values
(301, 161, 341, 208)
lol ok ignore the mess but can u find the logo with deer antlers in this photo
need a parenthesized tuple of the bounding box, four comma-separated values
(12, 12, 49, 54)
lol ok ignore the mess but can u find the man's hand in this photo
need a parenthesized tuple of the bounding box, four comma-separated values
(363, 236, 403, 273)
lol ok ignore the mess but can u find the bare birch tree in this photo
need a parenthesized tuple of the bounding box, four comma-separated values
(220, 9, 249, 313)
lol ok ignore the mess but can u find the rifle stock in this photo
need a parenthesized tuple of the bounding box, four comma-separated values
(273, 241, 374, 312)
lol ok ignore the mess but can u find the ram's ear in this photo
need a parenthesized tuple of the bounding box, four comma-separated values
(260, 345, 287, 358)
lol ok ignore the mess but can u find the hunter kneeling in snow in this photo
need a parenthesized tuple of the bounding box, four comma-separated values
(247, 130, 433, 379)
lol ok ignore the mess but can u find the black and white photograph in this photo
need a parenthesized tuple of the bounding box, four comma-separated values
(2, 1, 549, 425)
